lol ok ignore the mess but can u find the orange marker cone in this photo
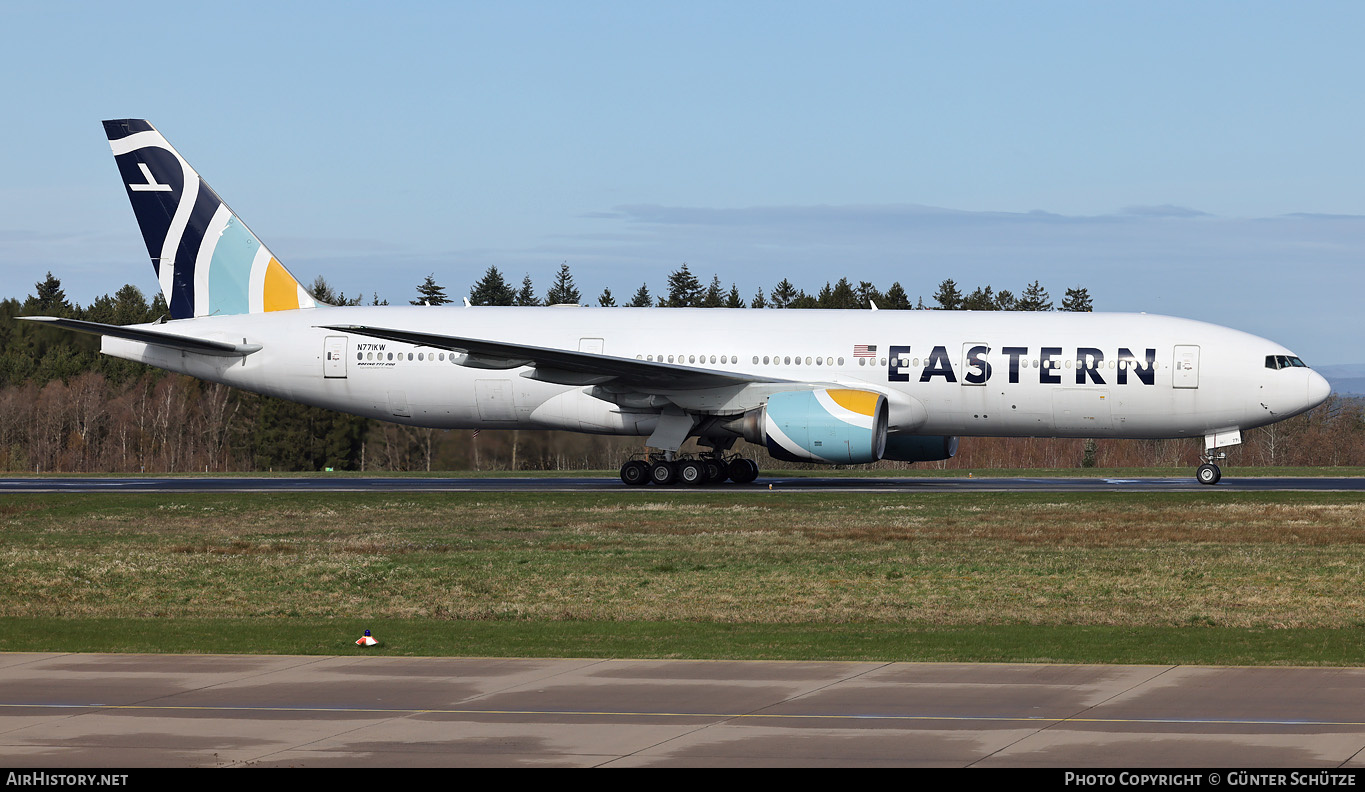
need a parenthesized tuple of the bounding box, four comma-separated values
(356, 629, 378, 647)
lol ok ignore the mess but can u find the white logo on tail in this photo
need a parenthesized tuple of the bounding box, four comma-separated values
(129, 162, 172, 192)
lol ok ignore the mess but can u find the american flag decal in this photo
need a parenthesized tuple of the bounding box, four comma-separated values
(853, 344, 877, 357)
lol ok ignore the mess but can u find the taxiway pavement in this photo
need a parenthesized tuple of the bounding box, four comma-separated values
(3, 654, 1365, 767)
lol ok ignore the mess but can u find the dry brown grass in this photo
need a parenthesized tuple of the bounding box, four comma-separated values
(4, 492, 1365, 628)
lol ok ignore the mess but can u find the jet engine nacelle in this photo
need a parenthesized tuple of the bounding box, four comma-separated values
(729, 388, 888, 464)
(881, 434, 959, 462)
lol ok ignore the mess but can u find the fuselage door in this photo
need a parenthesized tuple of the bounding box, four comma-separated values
(475, 379, 517, 422)
(1173, 345, 1200, 389)
(324, 336, 347, 378)
(961, 343, 990, 386)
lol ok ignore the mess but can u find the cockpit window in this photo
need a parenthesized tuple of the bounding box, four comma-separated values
(1265, 355, 1309, 370)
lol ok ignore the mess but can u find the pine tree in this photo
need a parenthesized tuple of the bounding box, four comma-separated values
(828, 277, 858, 309)
(627, 282, 653, 307)
(664, 264, 704, 307)
(995, 289, 1018, 311)
(544, 263, 581, 305)
(113, 284, 155, 324)
(933, 279, 963, 310)
(514, 275, 540, 306)
(597, 287, 616, 307)
(85, 284, 155, 326)
(750, 287, 768, 309)
(702, 275, 725, 308)
(725, 284, 745, 308)
(963, 285, 997, 311)
(882, 282, 911, 310)
(309, 275, 361, 306)
(27, 272, 71, 316)
(310, 275, 341, 305)
(1061, 286, 1093, 312)
(468, 266, 515, 306)
(856, 281, 884, 309)
(1018, 280, 1053, 311)
(769, 278, 799, 309)
(411, 274, 452, 305)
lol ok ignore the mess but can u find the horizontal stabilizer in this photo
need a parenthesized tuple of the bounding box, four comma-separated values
(319, 324, 786, 389)
(19, 317, 261, 357)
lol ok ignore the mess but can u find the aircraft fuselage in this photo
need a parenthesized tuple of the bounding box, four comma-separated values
(102, 305, 1329, 444)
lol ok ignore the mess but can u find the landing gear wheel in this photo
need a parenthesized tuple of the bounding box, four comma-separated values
(728, 458, 759, 484)
(1196, 463, 1222, 486)
(703, 458, 727, 483)
(678, 459, 706, 486)
(620, 460, 650, 486)
(649, 460, 678, 486)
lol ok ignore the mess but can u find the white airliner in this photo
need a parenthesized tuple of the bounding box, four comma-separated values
(23, 120, 1332, 486)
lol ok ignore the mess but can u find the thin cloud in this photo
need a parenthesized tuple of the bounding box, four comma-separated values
(1120, 205, 1212, 218)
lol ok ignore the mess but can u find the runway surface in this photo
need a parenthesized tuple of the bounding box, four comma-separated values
(3, 653, 1365, 767)
(3, 475, 1365, 493)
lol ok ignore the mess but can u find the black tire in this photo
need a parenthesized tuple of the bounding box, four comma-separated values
(620, 460, 650, 486)
(728, 458, 759, 484)
(679, 459, 706, 486)
(1196, 463, 1222, 485)
(704, 459, 727, 483)
(650, 460, 678, 486)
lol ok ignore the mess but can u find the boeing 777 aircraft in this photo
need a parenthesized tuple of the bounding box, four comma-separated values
(23, 120, 1332, 485)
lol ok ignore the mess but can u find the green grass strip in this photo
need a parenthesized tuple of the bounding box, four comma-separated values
(6, 618, 1365, 666)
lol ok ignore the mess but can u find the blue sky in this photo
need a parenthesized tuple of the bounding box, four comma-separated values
(2, 2, 1362, 363)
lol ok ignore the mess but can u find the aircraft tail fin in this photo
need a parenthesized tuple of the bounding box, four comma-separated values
(103, 119, 318, 320)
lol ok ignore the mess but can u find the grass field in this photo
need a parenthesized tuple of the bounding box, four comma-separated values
(3, 489, 1365, 664)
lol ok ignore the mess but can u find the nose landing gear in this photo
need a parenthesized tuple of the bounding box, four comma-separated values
(1196, 449, 1226, 485)
(1196, 430, 1240, 486)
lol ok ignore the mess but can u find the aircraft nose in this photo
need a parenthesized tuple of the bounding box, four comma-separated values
(1308, 370, 1331, 408)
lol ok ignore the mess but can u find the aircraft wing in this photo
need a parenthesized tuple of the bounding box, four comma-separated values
(319, 324, 791, 389)
(18, 317, 262, 357)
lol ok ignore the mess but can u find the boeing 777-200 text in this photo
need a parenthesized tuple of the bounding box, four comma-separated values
(22, 120, 1333, 485)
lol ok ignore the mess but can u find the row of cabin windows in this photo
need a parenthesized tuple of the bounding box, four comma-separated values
(632, 354, 1159, 370)
(637, 354, 849, 366)
(354, 349, 1162, 371)
(358, 351, 458, 362)
(870, 357, 1158, 370)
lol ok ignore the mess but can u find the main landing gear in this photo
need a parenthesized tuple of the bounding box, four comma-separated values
(620, 454, 760, 486)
